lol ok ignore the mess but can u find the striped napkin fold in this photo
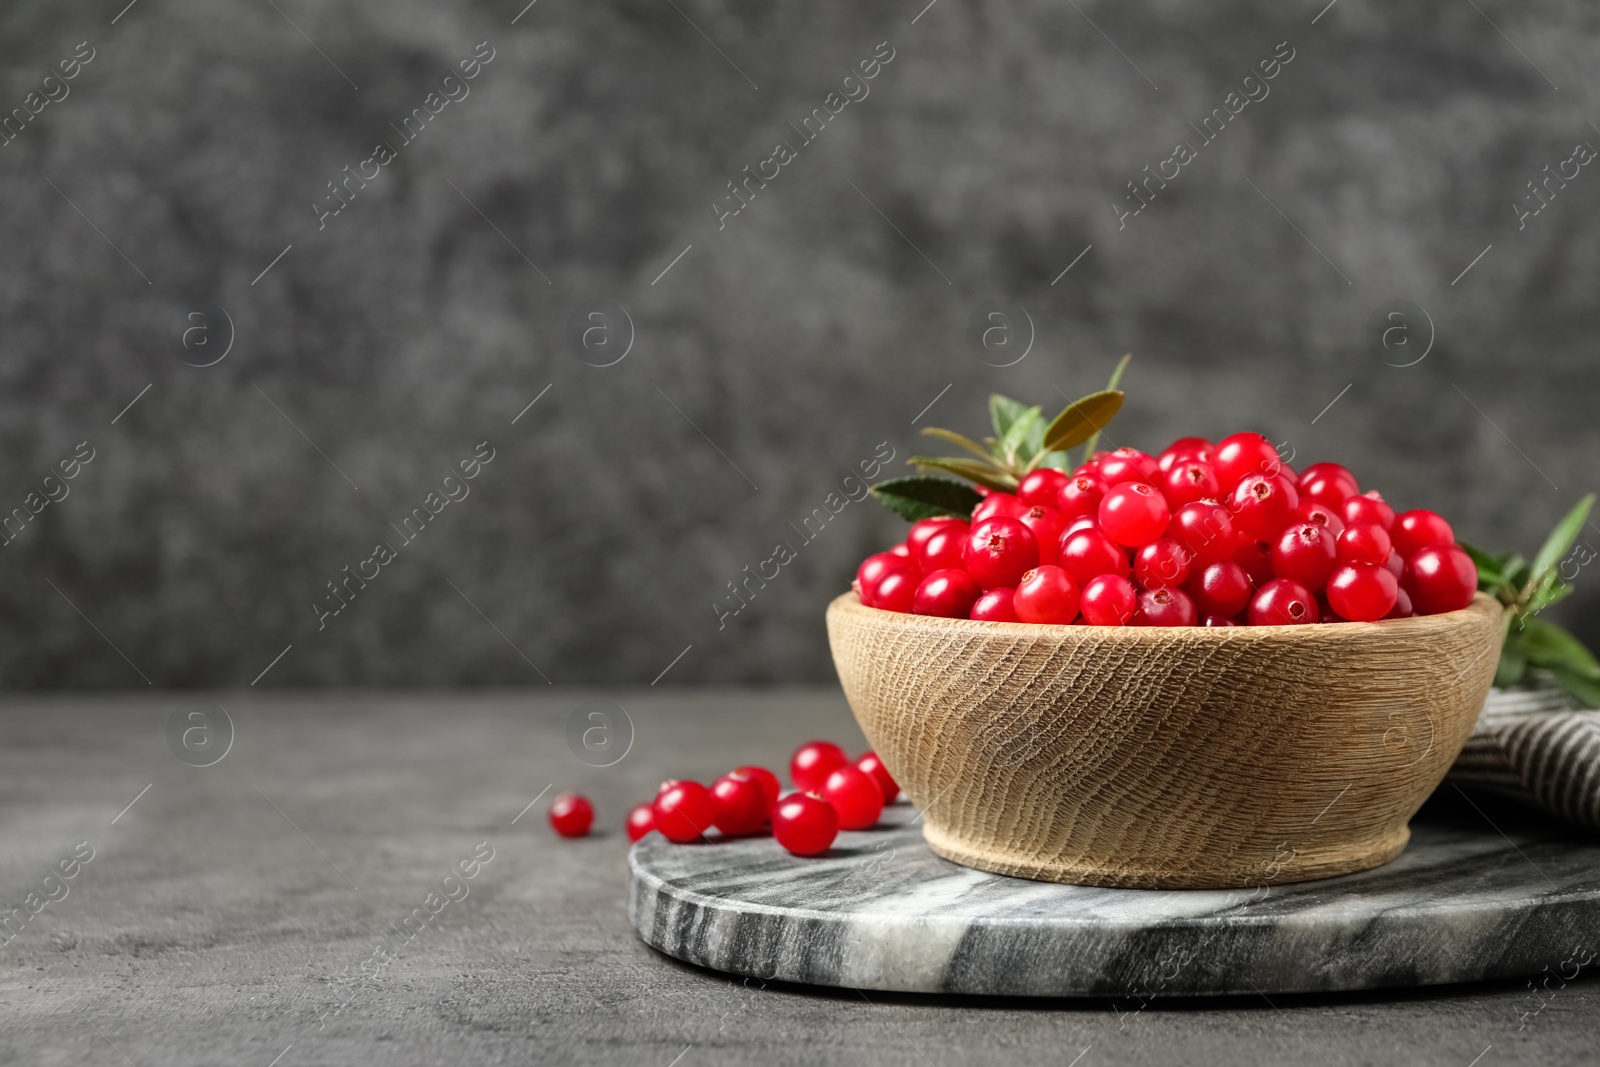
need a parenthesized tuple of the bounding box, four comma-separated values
(1448, 684, 1600, 831)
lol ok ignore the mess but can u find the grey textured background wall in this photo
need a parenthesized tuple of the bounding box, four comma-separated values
(0, 0, 1596, 688)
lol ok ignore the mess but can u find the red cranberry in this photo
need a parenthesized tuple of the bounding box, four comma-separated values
(549, 792, 594, 838)
(1337, 522, 1392, 566)
(913, 569, 983, 618)
(1403, 545, 1478, 615)
(969, 587, 1020, 621)
(1080, 574, 1139, 625)
(1098, 447, 1159, 486)
(1271, 523, 1338, 591)
(1298, 463, 1359, 508)
(1057, 472, 1109, 520)
(733, 765, 781, 811)
(626, 802, 655, 842)
(973, 491, 1027, 523)
(1157, 437, 1215, 473)
(1018, 468, 1069, 508)
(871, 569, 918, 613)
(1232, 533, 1277, 586)
(653, 782, 716, 843)
(772, 792, 838, 855)
(822, 765, 883, 830)
(1164, 460, 1222, 507)
(1186, 560, 1253, 618)
(889, 543, 913, 558)
(1295, 499, 1346, 537)
(1058, 528, 1129, 587)
(1099, 482, 1171, 547)
(1063, 514, 1100, 538)
(1136, 586, 1198, 626)
(1326, 563, 1398, 622)
(1014, 565, 1081, 624)
(1230, 473, 1299, 540)
(1018, 505, 1065, 565)
(1202, 614, 1241, 626)
(1392, 509, 1455, 558)
(710, 773, 769, 836)
(1384, 549, 1405, 580)
(1342, 491, 1395, 531)
(1384, 586, 1415, 619)
(1213, 432, 1283, 492)
(916, 523, 969, 572)
(1249, 578, 1317, 625)
(855, 751, 900, 803)
(906, 516, 965, 559)
(1133, 538, 1192, 590)
(856, 552, 917, 607)
(791, 741, 847, 793)
(1167, 500, 1236, 565)
(963, 517, 1040, 589)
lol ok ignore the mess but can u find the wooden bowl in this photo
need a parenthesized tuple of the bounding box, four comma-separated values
(826, 591, 1504, 888)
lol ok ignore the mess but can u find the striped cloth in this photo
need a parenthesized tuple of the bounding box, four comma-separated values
(1448, 684, 1600, 831)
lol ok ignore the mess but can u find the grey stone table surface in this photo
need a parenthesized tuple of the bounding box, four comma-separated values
(2, 689, 1597, 1066)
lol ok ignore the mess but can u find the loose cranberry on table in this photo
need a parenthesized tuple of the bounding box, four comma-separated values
(710, 773, 770, 836)
(1137, 586, 1198, 627)
(1271, 523, 1338, 591)
(733, 765, 781, 811)
(772, 792, 839, 856)
(855, 751, 900, 802)
(625, 801, 655, 842)
(1391, 509, 1455, 558)
(791, 740, 848, 793)
(1326, 562, 1398, 622)
(1080, 573, 1139, 626)
(1099, 481, 1170, 547)
(1014, 565, 1081, 624)
(963, 517, 1040, 589)
(1249, 578, 1318, 625)
(1017, 468, 1069, 508)
(549, 793, 594, 838)
(969, 587, 1020, 621)
(1403, 544, 1478, 615)
(652, 781, 716, 843)
(913, 569, 983, 618)
(822, 764, 884, 830)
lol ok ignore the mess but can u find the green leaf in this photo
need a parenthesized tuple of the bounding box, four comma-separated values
(998, 406, 1042, 464)
(989, 394, 1032, 441)
(1460, 541, 1509, 590)
(907, 456, 1019, 493)
(1041, 389, 1125, 454)
(1081, 353, 1132, 458)
(1516, 618, 1600, 677)
(1504, 554, 1531, 590)
(1524, 576, 1574, 618)
(1495, 645, 1528, 688)
(868, 476, 983, 522)
(919, 426, 996, 463)
(1546, 665, 1600, 709)
(1529, 493, 1595, 588)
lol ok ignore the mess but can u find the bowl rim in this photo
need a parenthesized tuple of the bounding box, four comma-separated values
(829, 589, 1502, 643)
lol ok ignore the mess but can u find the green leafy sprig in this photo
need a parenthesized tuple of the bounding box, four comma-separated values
(868, 356, 1131, 522)
(1462, 493, 1600, 707)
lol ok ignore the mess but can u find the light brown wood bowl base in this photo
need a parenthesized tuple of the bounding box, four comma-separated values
(826, 591, 1504, 889)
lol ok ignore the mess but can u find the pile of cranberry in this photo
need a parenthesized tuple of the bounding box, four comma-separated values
(856, 432, 1478, 626)
(550, 742, 899, 857)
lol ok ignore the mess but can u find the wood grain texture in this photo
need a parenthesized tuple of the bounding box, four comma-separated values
(826, 591, 1505, 889)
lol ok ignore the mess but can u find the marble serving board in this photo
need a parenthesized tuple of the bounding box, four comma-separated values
(629, 791, 1600, 997)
